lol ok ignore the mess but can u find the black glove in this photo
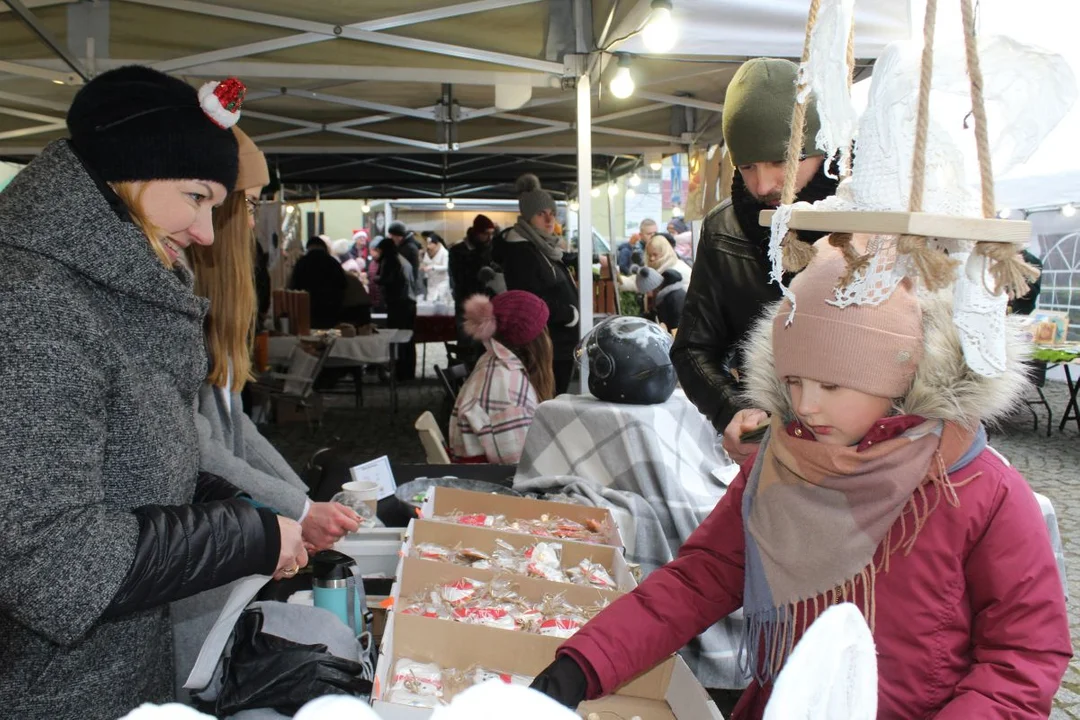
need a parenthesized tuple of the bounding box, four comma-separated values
(529, 655, 589, 709)
(214, 609, 372, 716)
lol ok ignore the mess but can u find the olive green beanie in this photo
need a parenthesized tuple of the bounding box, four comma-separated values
(722, 58, 824, 167)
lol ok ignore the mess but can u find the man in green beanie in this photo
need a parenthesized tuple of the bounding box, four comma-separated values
(671, 58, 840, 459)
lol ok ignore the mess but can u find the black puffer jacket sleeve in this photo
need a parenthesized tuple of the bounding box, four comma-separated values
(103, 499, 280, 619)
(193, 470, 247, 502)
(670, 203, 779, 433)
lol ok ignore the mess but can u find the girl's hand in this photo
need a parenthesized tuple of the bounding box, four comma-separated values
(722, 408, 769, 464)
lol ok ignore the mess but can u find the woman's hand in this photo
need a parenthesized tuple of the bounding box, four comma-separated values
(274, 516, 309, 580)
(301, 502, 362, 551)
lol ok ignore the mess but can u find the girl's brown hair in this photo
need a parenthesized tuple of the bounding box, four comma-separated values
(109, 182, 172, 267)
(503, 328, 555, 402)
(190, 191, 257, 391)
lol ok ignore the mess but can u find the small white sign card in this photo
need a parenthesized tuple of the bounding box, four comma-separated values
(348, 455, 397, 500)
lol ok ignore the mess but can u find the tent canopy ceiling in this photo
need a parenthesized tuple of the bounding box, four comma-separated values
(0, 0, 909, 198)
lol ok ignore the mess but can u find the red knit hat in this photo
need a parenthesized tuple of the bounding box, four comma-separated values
(463, 291, 549, 347)
(472, 214, 496, 233)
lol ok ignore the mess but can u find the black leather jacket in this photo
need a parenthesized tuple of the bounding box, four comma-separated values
(103, 472, 280, 618)
(670, 200, 779, 432)
(671, 159, 839, 432)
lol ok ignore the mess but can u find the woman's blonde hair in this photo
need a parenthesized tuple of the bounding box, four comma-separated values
(505, 328, 555, 402)
(110, 183, 255, 392)
(191, 190, 257, 391)
(110, 182, 172, 267)
(646, 234, 676, 270)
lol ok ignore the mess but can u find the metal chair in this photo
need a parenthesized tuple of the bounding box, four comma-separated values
(434, 363, 470, 406)
(250, 336, 336, 432)
(1022, 359, 1053, 437)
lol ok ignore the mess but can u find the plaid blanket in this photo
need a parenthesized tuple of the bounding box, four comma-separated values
(514, 392, 750, 689)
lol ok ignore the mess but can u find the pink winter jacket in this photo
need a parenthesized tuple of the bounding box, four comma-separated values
(559, 446, 1071, 719)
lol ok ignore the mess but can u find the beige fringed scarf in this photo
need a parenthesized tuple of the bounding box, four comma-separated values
(740, 416, 978, 683)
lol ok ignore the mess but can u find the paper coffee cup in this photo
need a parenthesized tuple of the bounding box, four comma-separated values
(342, 479, 380, 514)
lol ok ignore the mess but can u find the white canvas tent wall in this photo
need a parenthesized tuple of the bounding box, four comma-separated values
(0, 0, 911, 347)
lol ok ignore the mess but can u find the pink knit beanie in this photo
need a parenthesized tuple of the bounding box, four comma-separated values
(463, 291, 549, 347)
(772, 241, 923, 399)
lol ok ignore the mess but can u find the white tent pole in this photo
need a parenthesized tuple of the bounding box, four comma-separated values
(122, 0, 563, 75)
(576, 72, 593, 389)
(0, 106, 63, 123)
(0, 122, 65, 141)
(0, 90, 68, 112)
(606, 179, 617, 254)
(636, 91, 726, 114)
(0, 59, 76, 84)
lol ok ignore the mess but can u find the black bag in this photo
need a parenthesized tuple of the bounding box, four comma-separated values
(213, 607, 372, 717)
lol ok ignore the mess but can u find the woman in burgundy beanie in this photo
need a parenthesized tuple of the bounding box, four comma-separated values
(449, 290, 554, 464)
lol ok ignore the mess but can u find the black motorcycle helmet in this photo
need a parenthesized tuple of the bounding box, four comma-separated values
(579, 316, 677, 404)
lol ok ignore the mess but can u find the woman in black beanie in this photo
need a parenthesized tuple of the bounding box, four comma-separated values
(492, 173, 580, 395)
(0, 65, 305, 718)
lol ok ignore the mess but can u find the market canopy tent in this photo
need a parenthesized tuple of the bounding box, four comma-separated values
(0, 0, 910, 199)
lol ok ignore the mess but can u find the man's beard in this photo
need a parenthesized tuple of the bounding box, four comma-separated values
(749, 189, 783, 207)
(730, 158, 840, 249)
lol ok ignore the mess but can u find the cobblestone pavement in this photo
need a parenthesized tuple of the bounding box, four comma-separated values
(991, 381, 1080, 719)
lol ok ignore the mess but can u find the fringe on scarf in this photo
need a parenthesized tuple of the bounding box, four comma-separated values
(739, 452, 970, 685)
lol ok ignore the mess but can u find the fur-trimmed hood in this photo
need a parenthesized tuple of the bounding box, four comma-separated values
(741, 291, 1030, 429)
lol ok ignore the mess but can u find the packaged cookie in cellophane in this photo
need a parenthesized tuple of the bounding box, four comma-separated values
(566, 558, 617, 589)
(386, 659, 444, 708)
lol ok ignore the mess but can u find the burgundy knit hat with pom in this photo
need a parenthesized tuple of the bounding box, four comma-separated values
(463, 291, 549, 346)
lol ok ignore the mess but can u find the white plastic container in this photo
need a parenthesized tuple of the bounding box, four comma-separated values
(335, 527, 405, 578)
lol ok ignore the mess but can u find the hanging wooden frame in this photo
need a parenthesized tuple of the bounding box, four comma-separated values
(759, 0, 1037, 296)
(758, 209, 1031, 243)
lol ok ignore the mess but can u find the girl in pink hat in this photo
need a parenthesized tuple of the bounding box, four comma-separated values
(530, 239, 1070, 719)
(450, 290, 555, 464)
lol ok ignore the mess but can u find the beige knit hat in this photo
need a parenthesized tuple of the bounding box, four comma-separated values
(232, 125, 269, 192)
(772, 240, 923, 399)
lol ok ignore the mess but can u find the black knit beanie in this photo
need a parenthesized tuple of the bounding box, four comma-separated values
(67, 65, 241, 189)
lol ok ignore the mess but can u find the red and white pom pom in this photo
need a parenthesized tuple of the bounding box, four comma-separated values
(462, 294, 497, 342)
(198, 77, 246, 129)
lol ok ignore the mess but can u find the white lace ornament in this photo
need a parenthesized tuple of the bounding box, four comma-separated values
(798, 0, 857, 179)
(828, 234, 908, 308)
(768, 203, 801, 325)
(787, 25, 1075, 376)
(952, 251, 1009, 378)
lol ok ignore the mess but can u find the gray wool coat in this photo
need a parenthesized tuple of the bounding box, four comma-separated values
(195, 383, 309, 520)
(0, 141, 220, 718)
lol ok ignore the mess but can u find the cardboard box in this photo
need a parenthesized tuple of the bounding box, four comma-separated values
(373, 612, 723, 720)
(403, 519, 637, 592)
(392, 555, 622, 614)
(420, 486, 624, 548)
